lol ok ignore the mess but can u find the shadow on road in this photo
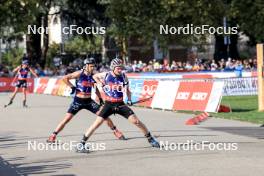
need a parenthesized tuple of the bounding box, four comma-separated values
(0, 134, 73, 176)
(202, 127, 264, 139)
(0, 156, 73, 176)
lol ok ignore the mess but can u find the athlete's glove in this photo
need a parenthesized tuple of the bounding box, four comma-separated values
(127, 100, 133, 106)
(70, 86, 76, 95)
(99, 98, 104, 106)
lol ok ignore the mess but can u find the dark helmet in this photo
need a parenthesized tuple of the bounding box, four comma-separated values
(84, 57, 95, 65)
(22, 60, 29, 65)
(110, 58, 123, 70)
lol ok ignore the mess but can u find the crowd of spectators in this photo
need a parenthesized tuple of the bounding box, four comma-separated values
(124, 57, 257, 73)
(0, 57, 258, 78)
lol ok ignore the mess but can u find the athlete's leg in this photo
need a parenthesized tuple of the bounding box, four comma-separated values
(84, 117, 105, 139)
(105, 118, 126, 140)
(128, 114, 160, 147)
(76, 102, 112, 153)
(54, 113, 74, 134)
(90, 100, 125, 140)
(47, 98, 81, 143)
(105, 118, 115, 128)
(76, 116, 105, 153)
(128, 114, 149, 135)
(47, 113, 74, 143)
(22, 87, 27, 107)
(118, 105, 160, 148)
(84, 116, 105, 140)
(11, 87, 19, 100)
(4, 87, 19, 107)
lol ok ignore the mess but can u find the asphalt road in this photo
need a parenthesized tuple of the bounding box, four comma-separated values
(0, 93, 264, 176)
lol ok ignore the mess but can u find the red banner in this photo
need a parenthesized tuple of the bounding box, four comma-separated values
(0, 78, 34, 93)
(173, 82, 213, 111)
(182, 74, 213, 79)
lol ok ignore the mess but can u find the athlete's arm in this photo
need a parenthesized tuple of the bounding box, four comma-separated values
(124, 75, 132, 101)
(93, 72, 107, 86)
(29, 67, 39, 78)
(12, 66, 20, 74)
(95, 86, 103, 99)
(62, 71, 81, 88)
(11, 74, 18, 85)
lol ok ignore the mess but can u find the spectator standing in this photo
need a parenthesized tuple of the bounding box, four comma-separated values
(210, 60, 218, 71)
(234, 60, 243, 77)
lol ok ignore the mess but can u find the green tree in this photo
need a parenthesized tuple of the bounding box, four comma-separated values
(104, 0, 234, 60)
(64, 36, 102, 54)
(105, 0, 264, 60)
(230, 0, 264, 43)
(2, 48, 24, 67)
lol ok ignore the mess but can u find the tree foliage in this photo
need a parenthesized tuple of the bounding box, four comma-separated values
(230, 0, 264, 43)
(1, 0, 264, 64)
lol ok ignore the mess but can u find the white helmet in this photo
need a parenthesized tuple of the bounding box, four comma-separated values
(110, 58, 123, 70)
